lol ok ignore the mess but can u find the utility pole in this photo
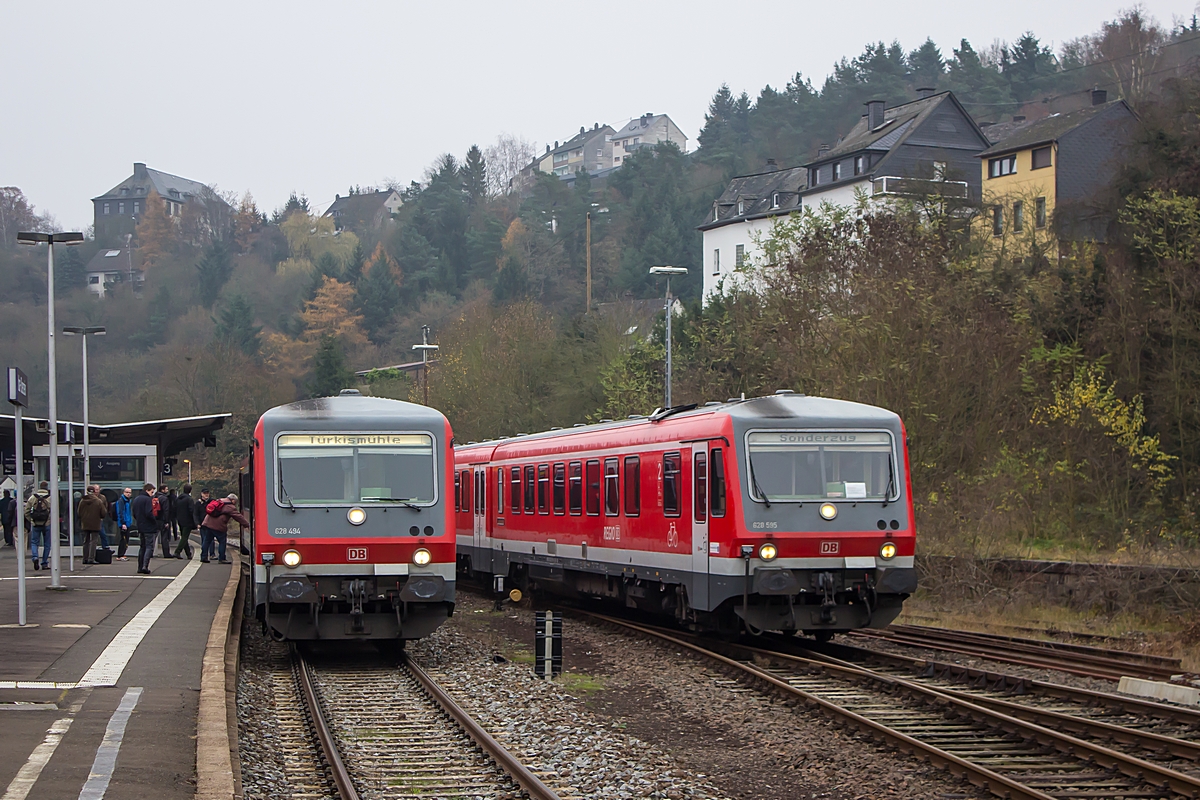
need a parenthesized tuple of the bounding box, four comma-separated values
(585, 211, 592, 313)
(412, 325, 439, 407)
(649, 266, 688, 408)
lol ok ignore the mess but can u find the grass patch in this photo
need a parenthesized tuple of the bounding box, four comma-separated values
(505, 649, 536, 664)
(555, 671, 605, 692)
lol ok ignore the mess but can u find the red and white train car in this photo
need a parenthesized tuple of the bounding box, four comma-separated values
(455, 392, 916, 635)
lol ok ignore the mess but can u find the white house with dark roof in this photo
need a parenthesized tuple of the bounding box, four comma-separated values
(92, 162, 229, 243)
(84, 246, 143, 296)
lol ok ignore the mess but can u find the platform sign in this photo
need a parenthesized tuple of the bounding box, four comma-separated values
(8, 367, 27, 626)
(534, 611, 563, 679)
(7, 368, 27, 408)
(2, 450, 35, 476)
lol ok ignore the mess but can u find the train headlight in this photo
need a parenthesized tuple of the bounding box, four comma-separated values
(347, 507, 366, 526)
(819, 503, 838, 521)
(880, 542, 897, 560)
(282, 549, 302, 568)
(412, 548, 432, 567)
(758, 543, 778, 561)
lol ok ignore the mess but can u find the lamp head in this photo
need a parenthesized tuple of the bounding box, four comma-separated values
(649, 266, 688, 276)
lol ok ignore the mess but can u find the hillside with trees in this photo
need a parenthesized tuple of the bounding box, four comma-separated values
(2, 9, 1200, 556)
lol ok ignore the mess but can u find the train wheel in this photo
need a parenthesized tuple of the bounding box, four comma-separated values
(814, 631, 835, 643)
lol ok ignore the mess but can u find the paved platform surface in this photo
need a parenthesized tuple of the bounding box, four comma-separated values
(0, 537, 236, 799)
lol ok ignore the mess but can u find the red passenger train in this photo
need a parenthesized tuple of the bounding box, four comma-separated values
(242, 390, 456, 641)
(455, 392, 916, 635)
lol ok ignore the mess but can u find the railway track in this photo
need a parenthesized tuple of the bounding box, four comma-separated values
(282, 647, 563, 800)
(579, 611, 1200, 800)
(850, 623, 1187, 682)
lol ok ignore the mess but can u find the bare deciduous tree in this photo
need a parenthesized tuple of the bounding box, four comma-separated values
(0, 187, 55, 248)
(484, 133, 538, 196)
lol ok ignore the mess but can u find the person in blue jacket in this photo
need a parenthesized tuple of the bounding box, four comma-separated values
(115, 487, 134, 562)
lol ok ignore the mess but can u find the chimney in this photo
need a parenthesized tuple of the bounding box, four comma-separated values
(594, 122, 599, 130)
(580, 126, 585, 134)
(554, 140, 559, 148)
(1012, 115, 1026, 123)
(546, 144, 550, 153)
(133, 162, 148, 178)
(917, 87, 936, 99)
(765, 158, 777, 171)
(1092, 88, 1108, 106)
(818, 144, 830, 157)
(865, 99, 885, 130)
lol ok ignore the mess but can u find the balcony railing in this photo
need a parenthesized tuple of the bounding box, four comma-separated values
(872, 176, 969, 198)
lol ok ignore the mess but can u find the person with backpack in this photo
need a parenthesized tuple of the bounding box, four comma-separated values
(115, 486, 134, 561)
(154, 484, 172, 558)
(24, 481, 54, 571)
(199, 493, 248, 564)
(173, 483, 196, 560)
(131, 483, 158, 574)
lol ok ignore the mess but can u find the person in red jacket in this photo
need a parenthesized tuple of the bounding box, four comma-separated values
(199, 493, 249, 564)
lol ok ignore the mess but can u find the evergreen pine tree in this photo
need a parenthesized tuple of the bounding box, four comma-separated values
(54, 247, 85, 290)
(394, 225, 441, 297)
(309, 334, 354, 398)
(461, 145, 488, 203)
(131, 286, 172, 350)
(355, 249, 402, 344)
(908, 38, 945, 88)
(344, 241, 366, 285)
(195, 240, 234, 307)
(213, 293, 262, 356)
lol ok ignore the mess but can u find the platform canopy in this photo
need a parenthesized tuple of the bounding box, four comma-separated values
(0, 412, 232, 461)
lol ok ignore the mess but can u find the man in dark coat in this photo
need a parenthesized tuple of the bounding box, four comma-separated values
(154, 484, 172, 558)
(132, 483, 158, 574)
(173, 483, 196, 560)
(77, 485, 108, 565)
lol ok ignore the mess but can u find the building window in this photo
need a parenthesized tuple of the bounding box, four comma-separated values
(833, 162, 842, 181)
(523, 465, 535, 513)
(988, 155, 1017, 178)
(735, 244, 745, 268)
(596, 148, 602, 159)
(614, 156, 621, 163)
(604, 458, 619, 516)
(1031, 146, 1052, 170)
(811, 169, 821, 187)
(89, 275, 100, 285)
(118, 202, 125, 214)
(133, 201, 141, 214)
(1035, 197, 1047, 228)
(854, 156, 864, 175)
(585, 460, 601, 516)
(1013, 201, 1024, 233)
(771, 192, 779, 209)
(663, 452, 681, 517)
(633, 137, 640, 144)
(737, 200, 744, 215)
(537, 464, 549, 514)
(568, 462, 582, 515)
(552, 463, 566, 514)
(103, 202, 110, 215)
(623, 456, 640, 516)
(712, 249, 720, 275)
(992, 206, 1004, 237)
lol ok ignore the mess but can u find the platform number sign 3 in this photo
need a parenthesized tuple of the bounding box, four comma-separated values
(347, 547, 368, 562)
(820, 541, 840, 555)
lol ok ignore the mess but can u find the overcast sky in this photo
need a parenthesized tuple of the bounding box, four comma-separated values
(2, 0, 1195, 231)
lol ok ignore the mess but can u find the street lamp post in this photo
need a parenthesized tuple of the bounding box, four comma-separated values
(184, 459, 191, 483)
(412, 325, 439, 407)
(19, 231, 84, 590)
(62, 327, 105, 489)
(649, 266, 688, 409)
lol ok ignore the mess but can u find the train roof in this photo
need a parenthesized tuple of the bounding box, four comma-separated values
(260, 392, 448, 430)
(456, 393, 901, 454)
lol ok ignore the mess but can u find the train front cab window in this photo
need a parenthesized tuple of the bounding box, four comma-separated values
(553, 463, 566, 514)
(710, 447, 727, 517)
(568, 462, 583, 515)
(523, 465, 536, 513)
(585, 460, 601, 515)
(663, 452, 681, 516)
(623, 456, 639, 516)
(604, 458, 620, 516)
(275, 432, 436, 507)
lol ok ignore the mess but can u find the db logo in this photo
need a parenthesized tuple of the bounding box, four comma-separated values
(820, 541, 840, 555)
(347, 547, 368, 562)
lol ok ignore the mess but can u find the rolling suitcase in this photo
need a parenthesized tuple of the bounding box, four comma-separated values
(95, 549, 113, 565)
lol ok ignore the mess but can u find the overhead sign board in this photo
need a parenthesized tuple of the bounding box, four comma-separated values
(7, 368, 27, 408)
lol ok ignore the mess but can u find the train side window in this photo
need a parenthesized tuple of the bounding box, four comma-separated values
(553, 463, 566, 514)
(523, 465, 536, 513)
(585, 460, 601, 516)
(476, 470, 484, 512)
(461, 470, 471, 514)
(694, 452, 707, 522)
(496, 467, 504, 514)
(663, 452, 681, 517)
(455, 471, 461, 511)
(537, 464, 549, 514)
(623, 456, 640, 516)
(510, 467, 521, 513)
(710, 447, 726, 518)
(568, 461, 582, 515)
(604, 458, 620, 516)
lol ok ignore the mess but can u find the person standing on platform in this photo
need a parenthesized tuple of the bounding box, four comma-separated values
(24, 481, 53, 571)
(132, 483, 157, 574)
(154, 484, 172, 557)
(200, 493, 248, 564)
(115, 486, 134, 562)
(1, 489, 13, 546)
(78, 485, 107, 565)
(167, 488, 178, 540)
(173, 483, 196, 559)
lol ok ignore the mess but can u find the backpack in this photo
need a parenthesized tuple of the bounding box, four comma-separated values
(30, 494, 51, 525)
(151, 496, 162, 518)
(206, 498, 227, 517)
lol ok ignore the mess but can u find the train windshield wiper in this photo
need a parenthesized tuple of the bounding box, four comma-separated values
(882, 457, 895, 508)
(278, 460, 295, 510)
(364, 497, 422, 511)
(747, 455, 772, 508)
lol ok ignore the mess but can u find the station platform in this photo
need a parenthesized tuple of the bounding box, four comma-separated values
(0, 538, 240, 800)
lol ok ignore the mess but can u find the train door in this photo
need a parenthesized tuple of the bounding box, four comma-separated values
(690, 445, 709, 608)
(473, 468, 488, 566)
